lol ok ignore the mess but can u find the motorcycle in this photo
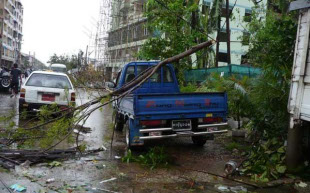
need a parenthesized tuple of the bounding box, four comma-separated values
(0, 68, 11, 91)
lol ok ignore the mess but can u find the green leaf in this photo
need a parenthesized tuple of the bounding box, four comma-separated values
(48, 161, 62, 168)
(277, 146, 285, 153)
(276, 165, 286, 174)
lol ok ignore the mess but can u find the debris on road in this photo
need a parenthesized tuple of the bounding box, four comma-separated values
(10, 184, 26, 192)
(114, 156, 121, 159)
(48, 161, 62, 168)
(91, 187, 119, 193)
(99, 177, 117, 183)
(215, 184, 230, 192)
(295, 181, 308, 188)
(215, 184, 247, 193)
(224, 160, 238, 176)
(0, 147, 104, 169)
(46, 178, 55, 183)
(230, 186, 247, 193)
(101, 145, 107, 151)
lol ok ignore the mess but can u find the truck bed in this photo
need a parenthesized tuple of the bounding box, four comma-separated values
(119, 92, 227, 120)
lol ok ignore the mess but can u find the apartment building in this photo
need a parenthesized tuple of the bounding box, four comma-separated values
(105, 0, 265, 77)
(203, 0, 267, 67)
(105, 0, 149, 77)
(0, 0, 23, 68)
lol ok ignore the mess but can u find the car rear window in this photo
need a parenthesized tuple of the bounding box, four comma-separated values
(51, 67, 67, 73)
(26, 73, 72, 89)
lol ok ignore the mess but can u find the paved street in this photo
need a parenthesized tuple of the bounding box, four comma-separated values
(0, 89, 307, 193)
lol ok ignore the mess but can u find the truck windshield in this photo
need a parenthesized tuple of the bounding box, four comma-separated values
(124, 65, 173, 83)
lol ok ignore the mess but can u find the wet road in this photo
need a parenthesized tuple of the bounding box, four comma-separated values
(0, 89, 307, 193)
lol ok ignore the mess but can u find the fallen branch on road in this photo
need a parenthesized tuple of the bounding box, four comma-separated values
(0, 147, 105, 169)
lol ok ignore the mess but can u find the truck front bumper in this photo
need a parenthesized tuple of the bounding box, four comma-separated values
(139, 123, 228, 140)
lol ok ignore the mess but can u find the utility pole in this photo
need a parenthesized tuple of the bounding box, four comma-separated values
(226, 0, 231, 65)
(0, 18, 3, 67)
(85, 45, 88, 66)
(33, 52, 36, 69)
(215, 15, 221, 67)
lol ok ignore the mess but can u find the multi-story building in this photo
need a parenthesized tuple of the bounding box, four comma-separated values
(204, 0, 266, 67)
(104, 0, 265, 77)
(0, 0, 23, 68)
(105, 0, 149, 77)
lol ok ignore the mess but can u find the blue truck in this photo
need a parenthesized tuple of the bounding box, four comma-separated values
(109, 62, 228, 148)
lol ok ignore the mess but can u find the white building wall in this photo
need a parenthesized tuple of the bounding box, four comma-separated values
(203, 0, 266, 66)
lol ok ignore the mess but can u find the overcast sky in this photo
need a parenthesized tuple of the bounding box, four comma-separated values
(22, 0, 101, 65)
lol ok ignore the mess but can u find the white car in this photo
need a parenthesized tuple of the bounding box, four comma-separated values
(19, 71, 75, 113)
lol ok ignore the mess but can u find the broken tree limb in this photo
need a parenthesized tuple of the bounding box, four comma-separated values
(0, 147, 105, 166)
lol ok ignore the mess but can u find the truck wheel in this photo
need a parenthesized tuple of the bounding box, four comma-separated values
(114, 112, 124, 131)
(192, 136, 207, 146)
(124, 119, 134, 149)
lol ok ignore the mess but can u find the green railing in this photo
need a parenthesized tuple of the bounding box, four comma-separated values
(185, 64, 262, 83)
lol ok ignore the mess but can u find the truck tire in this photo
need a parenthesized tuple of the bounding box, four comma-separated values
(192, 136, 207, 146)
(124, 119, 134, 149)
(114, 112, 124, 131)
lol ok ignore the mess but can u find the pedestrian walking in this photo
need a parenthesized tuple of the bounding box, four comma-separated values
(10, 63, 22, 98)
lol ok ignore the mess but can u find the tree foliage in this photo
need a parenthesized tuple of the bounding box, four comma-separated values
(199, 74, 252, 129)
(247, 5, 297, 138)
(48, 50, 84, 70)
(139, 0, 217, 78)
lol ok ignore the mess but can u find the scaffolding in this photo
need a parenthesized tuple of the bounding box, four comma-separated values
(93, 0, 148, 75)
(94, 0, 112, 71)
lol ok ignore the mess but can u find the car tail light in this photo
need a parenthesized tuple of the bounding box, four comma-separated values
(140, 120, 166, 127)
(20, 88, 25, 98)
(198, 117, 223, 123)
(71, 92, 75, 102)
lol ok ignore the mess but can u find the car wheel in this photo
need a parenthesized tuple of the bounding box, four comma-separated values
(114, 112, 124, 131)
(192, 135, 207, 146)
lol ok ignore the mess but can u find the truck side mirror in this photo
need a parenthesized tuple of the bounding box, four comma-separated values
(105, 81, 116, 89)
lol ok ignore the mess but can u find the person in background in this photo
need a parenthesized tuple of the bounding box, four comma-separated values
(24, 69, 29, 79)
(10, 63, 22, 98)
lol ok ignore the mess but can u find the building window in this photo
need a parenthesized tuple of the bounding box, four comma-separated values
(244, 9, 252, 22)
(143, 27, 148, 36)
(201, 2, 210, 14)
(242, 31, 250, 46)
(218, 52, 228, 63)
(218, 31, 228, 42)
(133, 26, 138, 39)
(241, 54, 249, 65)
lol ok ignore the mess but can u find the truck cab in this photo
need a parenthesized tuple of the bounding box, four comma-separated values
(114, 62, 179, 94)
